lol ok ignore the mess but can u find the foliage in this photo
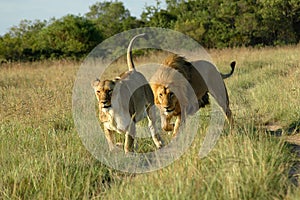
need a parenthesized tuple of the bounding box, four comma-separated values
(36, 15, 103, 60)
(0, 20, 47, 61)
(86, 1, 142, 38)
(0, 0, 300, 61)
(141, 0, 177, 28)
(0, 16, 102, 61)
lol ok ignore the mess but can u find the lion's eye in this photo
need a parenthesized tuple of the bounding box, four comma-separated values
(159, 93, 163, 97)
(97, 90, 100, 94)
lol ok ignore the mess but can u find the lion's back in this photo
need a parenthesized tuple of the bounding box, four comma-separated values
(161, 54, 208, 99)
(162, 54, 191, 80)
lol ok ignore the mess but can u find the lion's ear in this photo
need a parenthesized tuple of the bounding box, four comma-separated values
(91, 78, 100, 89)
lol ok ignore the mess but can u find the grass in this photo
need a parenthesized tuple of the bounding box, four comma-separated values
(210, 46, 300, 127)
(104, 131, 295, 200)
(0, 45, 300, 199)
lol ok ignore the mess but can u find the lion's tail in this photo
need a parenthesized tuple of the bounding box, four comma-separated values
(127, 33, 146, 71)
(221, 61, 236, 79)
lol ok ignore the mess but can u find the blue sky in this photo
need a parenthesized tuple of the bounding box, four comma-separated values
(0, 0, 166, 35)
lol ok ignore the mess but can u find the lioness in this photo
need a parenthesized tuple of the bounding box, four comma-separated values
(150, 54, 235, 136)
(92, 33, 164, 153)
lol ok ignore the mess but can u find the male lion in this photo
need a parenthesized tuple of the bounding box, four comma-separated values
(150, 54, 235, 136)
(92, 33, 164, 153)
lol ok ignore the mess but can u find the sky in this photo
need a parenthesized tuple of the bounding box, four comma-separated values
(0, 0, 167, 36)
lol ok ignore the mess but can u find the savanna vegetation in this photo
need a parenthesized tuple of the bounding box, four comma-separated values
(1, 0, 300, 62)
(0, 45, 299, 199)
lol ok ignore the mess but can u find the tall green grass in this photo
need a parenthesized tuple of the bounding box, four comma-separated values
(104, 129, 295, 200)
(0, 46, 300, 199)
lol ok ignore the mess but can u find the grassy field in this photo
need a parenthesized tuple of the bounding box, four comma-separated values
(0, 45, 300, 199)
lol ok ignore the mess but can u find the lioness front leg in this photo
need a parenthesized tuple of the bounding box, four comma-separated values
(147, 106, 164, 149)
(124, 134, 134, 153)
(104, 128, 115, 151)
(124, 123, 136, 153)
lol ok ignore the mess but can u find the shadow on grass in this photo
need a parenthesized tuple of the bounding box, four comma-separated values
(251, 119, 300, 187)
(265, 119, 300, 187)
(287, 143, 300, 186)
(262, 118, 300, 137)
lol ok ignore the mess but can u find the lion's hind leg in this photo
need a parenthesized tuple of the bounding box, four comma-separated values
(225, 107, 234, 131)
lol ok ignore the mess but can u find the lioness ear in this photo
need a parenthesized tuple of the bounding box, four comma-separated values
(91, 78, 100, 89)
(113, 77, 121, 81)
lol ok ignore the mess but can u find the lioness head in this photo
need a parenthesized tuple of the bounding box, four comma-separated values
(154, 85, 180, 116)
(92, 79, 115, 109)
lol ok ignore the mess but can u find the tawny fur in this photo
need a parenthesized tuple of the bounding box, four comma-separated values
(92, 33, 164, 153)
(150, 54, 235, 136)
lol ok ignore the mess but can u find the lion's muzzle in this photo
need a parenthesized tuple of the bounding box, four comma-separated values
(163, 105, 175, 115)
(100, 100, 111, 108)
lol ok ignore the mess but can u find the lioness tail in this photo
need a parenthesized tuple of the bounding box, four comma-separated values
(127, 33, 146, 71)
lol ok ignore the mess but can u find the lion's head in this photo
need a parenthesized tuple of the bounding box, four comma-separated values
(150, 65, 199, 117)
(92, 79, 115, 109)
(152, 84, 179, 116)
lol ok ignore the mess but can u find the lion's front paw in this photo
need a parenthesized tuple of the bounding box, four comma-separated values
(162, 123, 174, 132)
(116, 142, 123, 148)
(108, 143, 123, 153)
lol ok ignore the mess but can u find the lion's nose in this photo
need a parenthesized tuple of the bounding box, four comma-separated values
(101, 100, 108, 104)
(164, 106, 173, 112)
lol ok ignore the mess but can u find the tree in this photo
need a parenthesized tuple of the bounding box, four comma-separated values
(36, 15, 103, 59)
(0, 20, 47, 61)
(85, 1, 137, 38)
(256, 0, 300, 45)
(142, 9, 177, 28)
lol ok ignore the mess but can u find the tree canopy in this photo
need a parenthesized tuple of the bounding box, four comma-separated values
(1, 0, 299, 62)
